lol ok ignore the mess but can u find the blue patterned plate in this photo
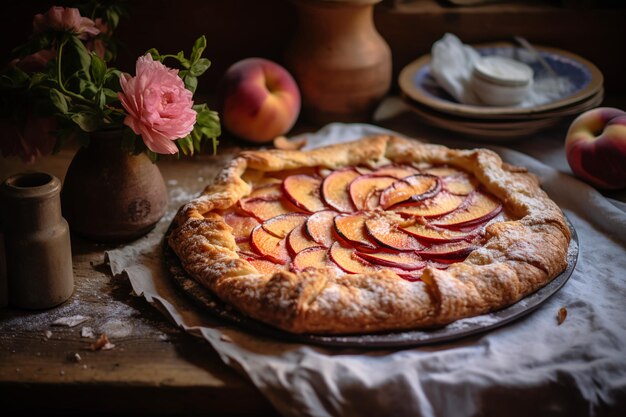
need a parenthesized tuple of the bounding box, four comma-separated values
(399, 43, 603, 118)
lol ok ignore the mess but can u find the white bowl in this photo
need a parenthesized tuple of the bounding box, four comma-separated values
(470, 56, 534, 106)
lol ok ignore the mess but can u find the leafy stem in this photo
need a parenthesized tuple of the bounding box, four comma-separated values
(56, 37, 93, 106)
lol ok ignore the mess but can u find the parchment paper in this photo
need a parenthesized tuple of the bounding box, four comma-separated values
(106, 123, 626, 417)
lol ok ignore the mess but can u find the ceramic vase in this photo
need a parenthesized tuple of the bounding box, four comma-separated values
(284, 0, 392, 124)
(61, 129, 168, 242)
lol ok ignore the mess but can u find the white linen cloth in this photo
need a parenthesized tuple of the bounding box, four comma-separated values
(106, 123, 626, 417)
(430, 33, 576, 107)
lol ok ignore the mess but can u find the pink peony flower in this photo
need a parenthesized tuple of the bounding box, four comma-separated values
(33, 6, 99, 40)
(118, 54, 196, 154)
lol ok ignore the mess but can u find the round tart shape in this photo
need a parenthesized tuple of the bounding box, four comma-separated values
(168, 135, 571, 334)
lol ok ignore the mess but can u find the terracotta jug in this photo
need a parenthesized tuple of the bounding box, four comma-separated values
(285, 0, 392, 124)
(61, 129, 168, 242)
(1, 173, 73, 309)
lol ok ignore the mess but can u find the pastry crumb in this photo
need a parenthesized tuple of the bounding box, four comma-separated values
(90, 334, 115, 351)
(557, 307, 567, 325)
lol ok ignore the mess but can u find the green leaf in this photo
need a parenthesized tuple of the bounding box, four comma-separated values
(91, 54, 107, 86)
(190, 58, 211, 77)
(29, 72, 47, 88)
(191, 36, 207, 63)
(103, 88, 118, 99)
(184, 75, 198, 94)
(67, 36, 92, 75)
(177, 135, 194, 156)
(146, 149, 159, 163)
(105, 9, 120, 29)
(71, 111, 100, 132)
(49, 89, 68, 114)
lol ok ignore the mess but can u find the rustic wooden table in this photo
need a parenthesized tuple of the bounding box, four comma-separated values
(0, 143, 282, 416)
(1, 99, 624, 416)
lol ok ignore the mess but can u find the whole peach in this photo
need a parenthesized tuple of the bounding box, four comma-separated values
(565, 107, 626, 189)
(217, 58, 300, 143)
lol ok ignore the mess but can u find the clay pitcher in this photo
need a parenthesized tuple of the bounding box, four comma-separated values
(285, 0, 392, 124)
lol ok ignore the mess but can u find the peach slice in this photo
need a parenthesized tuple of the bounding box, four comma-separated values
(282, 174, 327, 213)
(356, 251, 425, 271)
(305, 210, 338, 247)
(223, 211, 260, 242)
(247, 258, 287, 274)
(239, 197, 298, 221)
(250, 224, 290, 264)
(365, 215, 424, 251)
(379, 174, 441, 209)
(371, 165, 419, 179)
(432, 191, 502, 228)
(287, 224, 320, 256)
(349, 175, 397, 210)
(248, 184, 283, 199)
(401, 222, 476, 243)
(417, 241, 477, 262)
(262, 213, 308, 239)
(321, 168, 360, 213)
(329, 242, 380, 274)
(292, 246, 329, 272)
(442, 174, 479, 196)
(333, 213, 376, 250)
(393, 192, 465, 218)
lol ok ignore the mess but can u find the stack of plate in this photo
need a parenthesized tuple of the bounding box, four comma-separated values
(398, 43, 604, 140)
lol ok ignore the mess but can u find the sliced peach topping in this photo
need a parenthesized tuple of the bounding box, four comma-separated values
(379, 174, 441, 209)
(364, 215, 424, 251)
(248, 184, 283, 199)
(282, 174, 327, 213)
(349, 175, 397, 210)
(432, 190, 502, 228)
(239, 197, 298, 221)
(250, 224, 290, 264)
(333, 213, 376, 250)
(292, 246, 329, 272)
(355, 251, 425, 271)
(262, 213, 308, 239)
(442, 174, 479, 196)
(401, 222, 477, 243)
(417, 241, 478, 262)
(393, 192, 465, 218)
(305, 210, 338, 247)
(321, 168, 360, 213)
(247, 258, 288, 274)
(223, 211, 260, 243)
(286, 224, 319, 256)
(329, 242, 380, 274)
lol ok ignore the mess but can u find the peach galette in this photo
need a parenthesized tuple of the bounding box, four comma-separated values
(169, 135, 571, 334)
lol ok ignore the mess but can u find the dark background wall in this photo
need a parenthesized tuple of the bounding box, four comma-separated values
(2, 0, 625, 96)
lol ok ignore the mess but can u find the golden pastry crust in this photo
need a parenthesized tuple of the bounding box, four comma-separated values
(168, 135, 571, 334)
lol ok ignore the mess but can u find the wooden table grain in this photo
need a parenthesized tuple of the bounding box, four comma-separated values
(0, 145, 279, 416)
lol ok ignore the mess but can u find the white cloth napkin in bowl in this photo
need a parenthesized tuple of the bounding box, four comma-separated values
(430, 33, 575, 107)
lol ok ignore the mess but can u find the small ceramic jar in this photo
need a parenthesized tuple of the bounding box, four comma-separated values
(1, 173, 73, 309)
(470, 56, 534, 106)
